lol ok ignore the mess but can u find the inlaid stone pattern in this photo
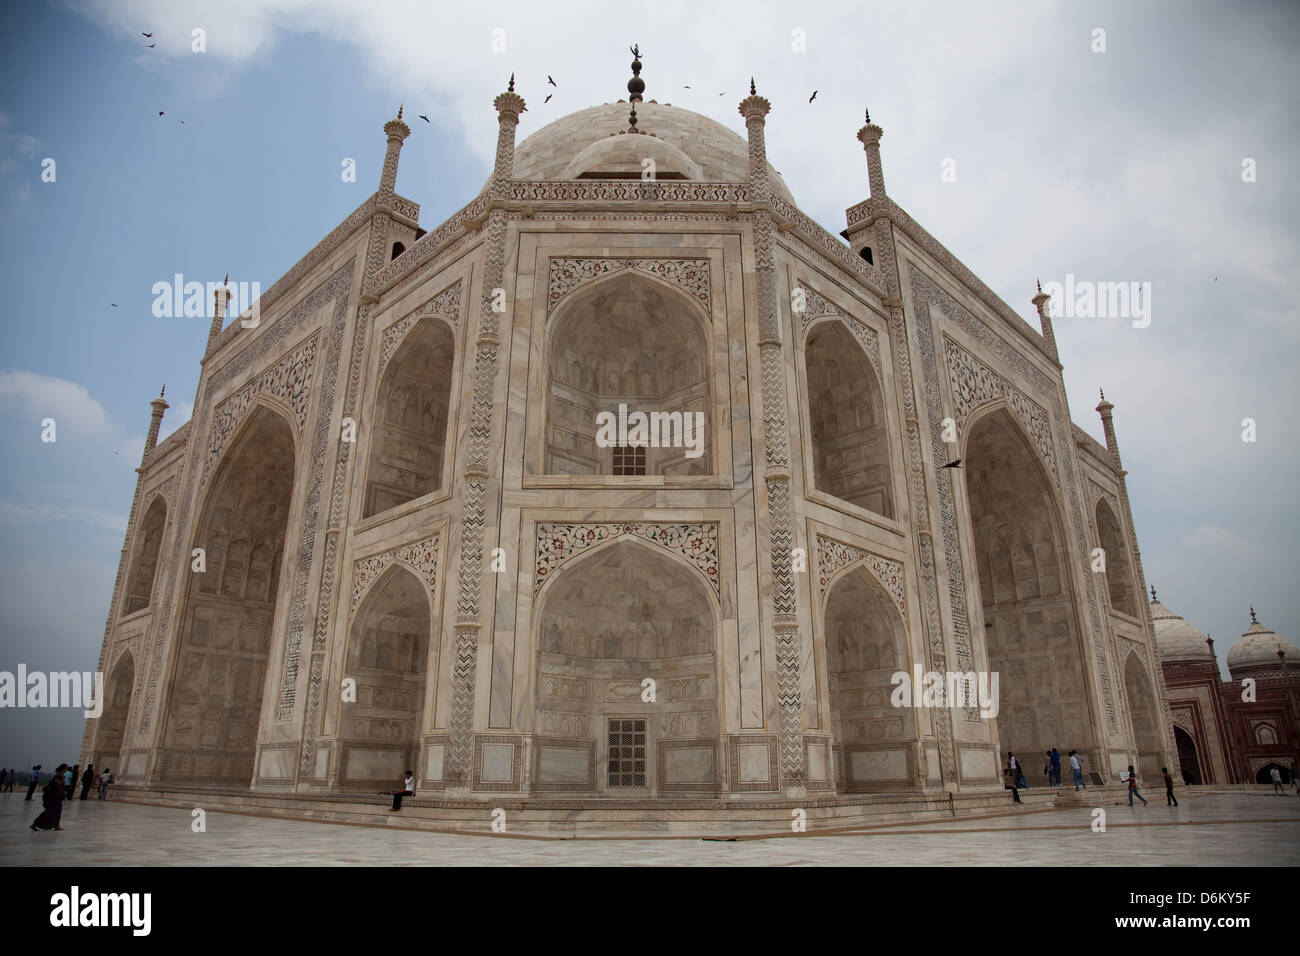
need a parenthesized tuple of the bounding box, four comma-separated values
(944, 337, 1055, 474)
(204, 335, 318, 482)
(535, 522, 719, 599)
(815, 534, 905, 616)
(350, 534, 440, 616)
(508, 180, 749, 205)
(548, 258, 710, 317)
(377, 280, 463, 378)
(796, 283, 881, 377)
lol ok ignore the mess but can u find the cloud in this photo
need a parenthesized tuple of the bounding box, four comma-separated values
(0, 371, 112, 435)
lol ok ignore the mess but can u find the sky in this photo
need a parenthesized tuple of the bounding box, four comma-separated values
(0, 0, 1296, 767)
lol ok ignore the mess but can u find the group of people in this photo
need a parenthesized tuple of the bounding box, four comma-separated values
(1005, 748, 1088, 798)
(22, 764, 113, 832)
(1004, 749, 1183, 807)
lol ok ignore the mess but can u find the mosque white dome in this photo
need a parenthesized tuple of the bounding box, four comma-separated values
(1226, 610, 1299, 672)
(1150, 596, 1215, 663)
(489, 101, 797, 204)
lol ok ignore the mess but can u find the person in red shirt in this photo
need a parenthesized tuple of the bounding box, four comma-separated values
(1126, 765, 1147, 806)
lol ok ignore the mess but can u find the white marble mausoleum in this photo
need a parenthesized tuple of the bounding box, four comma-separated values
(84, 56, 1178, 810)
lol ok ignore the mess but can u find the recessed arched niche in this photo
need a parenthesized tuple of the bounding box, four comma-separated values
(805, 321, 894, 518)
(364, 319, 454, 518)
(544, 272, 711, 477)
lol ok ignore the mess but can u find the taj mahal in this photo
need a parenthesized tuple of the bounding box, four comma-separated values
(81, 51, 1191, 825)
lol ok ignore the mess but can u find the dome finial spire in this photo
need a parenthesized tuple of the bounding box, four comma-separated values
(626, 43, 645, 132)
(1150, 585, 1157, 603)
(1250, 605, 1258, 624)
(750, 77, 756, 95)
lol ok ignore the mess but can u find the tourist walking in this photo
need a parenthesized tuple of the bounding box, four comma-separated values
(79, 765, 95, 801)
(1043, 751, 1052, 785)
(3, 769, 13, 792)
(1292, 762, 1299, 796)
(31, 764, 67, 831)
(389, 770, 415, 812)
(24, 765, 41, 801)
(64, 765, 75, 794)
(96, 769, 111, 800)
(1126, 765, 1147, 806)
(1070, 751, 1086, 790)
(1162, 766, 1178, 806)
(1008, 752, 1026, 789)
(1050, 748, 1062, 787)
(1270, 766, 1284, 795)
(0, 769, 7, 793)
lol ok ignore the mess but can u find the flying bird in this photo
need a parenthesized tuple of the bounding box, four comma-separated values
(809, 90, 818, 102)
(683, 85, 691, 89)
(158, 111, 164, 116)
(547, 75, 557, 87)
(718, 91, 726, 96)
(111, 303, 118, 308)
(147, 43, 155, 48)
(940, 459, 962, 469)
(142, 32, 152, 37)
(418, 114, 430, 123)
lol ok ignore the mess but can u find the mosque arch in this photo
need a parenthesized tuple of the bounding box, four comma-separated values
(803, 319, 894, 518)
(533, 538, 719, 795)
(122, 494, 168, 615)
(339, 563, 431, 787)
(822, 564, 913, 791)
(1173, 725, 1202, 785)
(160, 404, 297, 787)
(364, 318, 454, 518)
(1095, 497, 1137, 616)
(544, 271, 712, 477)
(964, 407, 1098, 767)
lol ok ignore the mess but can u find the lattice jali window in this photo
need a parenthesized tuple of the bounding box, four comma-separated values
(611, 444, 647, 476)
(607, 718, 646, 787)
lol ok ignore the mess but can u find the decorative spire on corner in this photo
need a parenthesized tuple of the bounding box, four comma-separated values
(1150, 585, 1157, 603)
(856, 106, 886, 199)
(1032, 278, 1057, 362)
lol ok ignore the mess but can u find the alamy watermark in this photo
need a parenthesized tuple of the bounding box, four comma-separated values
(890, 665, 1000, 718)
(1040, 274, 1151, 328)
(151, 274, 261, 327)
(0, 666, 103, 717)
(594, 402, 705, 459)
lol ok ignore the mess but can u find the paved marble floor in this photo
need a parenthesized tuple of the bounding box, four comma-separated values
(3, 791, 1297, 866)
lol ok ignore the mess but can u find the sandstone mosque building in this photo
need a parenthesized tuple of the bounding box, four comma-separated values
(1150, 595, 1299, 786)
(84, 52, 1179, 819)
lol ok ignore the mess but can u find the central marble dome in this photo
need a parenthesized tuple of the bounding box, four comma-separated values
(493, 100, 796, 204)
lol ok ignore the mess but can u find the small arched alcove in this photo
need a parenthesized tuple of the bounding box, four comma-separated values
(340, 563, 431, 788)
(805, 320, 894, 518)
(533, 538, 719, 795)
(1095, 497, 1137, 616)
(364, 319, 454, 518)
(824, 566, 912, 791)
(122, 495, 167, 615)
(545, 272, 711, 477)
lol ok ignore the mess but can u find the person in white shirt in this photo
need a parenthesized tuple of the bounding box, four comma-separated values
(1069, 750, 1085, 791)
(1271, 766, 1285, 795)
(390, 771, 415, 812)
